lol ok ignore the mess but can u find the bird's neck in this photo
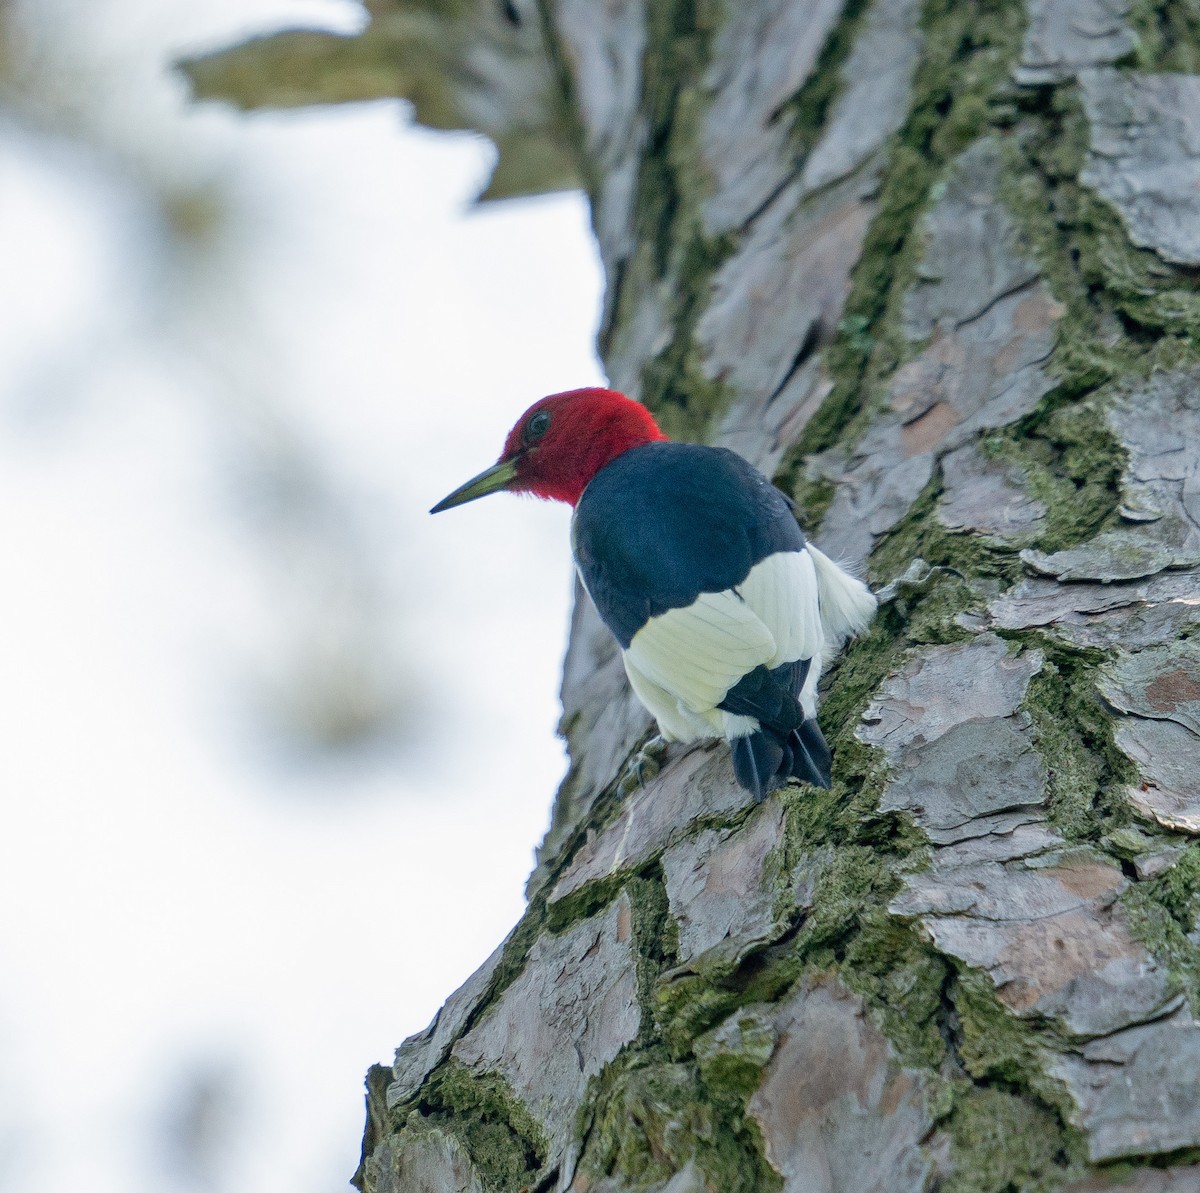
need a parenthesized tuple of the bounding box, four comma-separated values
(531, 425, 667, 506)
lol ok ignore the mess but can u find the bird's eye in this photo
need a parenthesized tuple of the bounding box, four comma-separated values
(525, 410, 551, 443)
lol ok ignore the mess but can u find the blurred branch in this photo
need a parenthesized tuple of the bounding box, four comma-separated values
(179, 0, 579, 201)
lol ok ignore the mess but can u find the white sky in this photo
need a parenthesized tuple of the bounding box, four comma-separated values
(0, 2, 604, 1190)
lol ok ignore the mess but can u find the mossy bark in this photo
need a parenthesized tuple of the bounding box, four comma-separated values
(192, 2, 1200, 1189)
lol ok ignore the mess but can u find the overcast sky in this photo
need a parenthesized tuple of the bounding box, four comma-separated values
(0, 2, 604, 1190)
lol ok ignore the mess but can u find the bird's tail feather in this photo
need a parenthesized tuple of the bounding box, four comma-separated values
(730, 732, 784, 803)
(731, 717, 832, 801)
(793, 717, 831, 787)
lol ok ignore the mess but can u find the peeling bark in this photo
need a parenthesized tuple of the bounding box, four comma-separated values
(194, 0, 1200, 1188)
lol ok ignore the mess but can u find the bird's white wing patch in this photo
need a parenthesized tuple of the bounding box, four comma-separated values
(625, 550, 823, 718)
(627, 589, 775, 715)
(735, 549, 823, 669)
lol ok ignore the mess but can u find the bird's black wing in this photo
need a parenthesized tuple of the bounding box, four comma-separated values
(571, 442, 805, 648)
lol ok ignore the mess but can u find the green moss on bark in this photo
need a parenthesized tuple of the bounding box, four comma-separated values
(655, 945, 805, 1064)
(694, 1008, 778, 1103)
(629, 873, 683, 1034)
(979, 397, 1127, 555)
(839, 913, 950, 1070)
(577, 1054, 782, 1193)
(546, 869, 642, 937)
(818, 606, 911, 749)
(934, 969, 1087, 1191)
(1123, 844, 1200, 1008)
(1019, 649, 1138, 843)
(941, 1082, 1082, 1193)
(409, 1060, 547, 1193)
(869, 475, 1023, 589)
(1005, 88, 1200, 362)
(1127, 0, 1200, 71)
(789, 473, 836, 535)
(780, 0, 1027, 473)
(606, 0, 737, 442)
(782, 0, 874, 159)
(580, 1062, 710, 1188)
(952, 974, 1065, 1110)
(794, 845, 901, 952)
(637, 231, 737, 442)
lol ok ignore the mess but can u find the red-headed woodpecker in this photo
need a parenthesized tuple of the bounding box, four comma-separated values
(431, 387, 876, 801)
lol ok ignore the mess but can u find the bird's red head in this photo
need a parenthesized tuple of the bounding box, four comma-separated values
(431, 388, 667, 512)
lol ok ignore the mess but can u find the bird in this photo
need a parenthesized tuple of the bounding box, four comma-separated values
(430, 387, 877, 801)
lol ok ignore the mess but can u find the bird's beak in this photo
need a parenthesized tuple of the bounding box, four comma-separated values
(430, 459, 519, 513)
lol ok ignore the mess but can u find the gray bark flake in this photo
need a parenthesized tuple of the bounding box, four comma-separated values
(1014, 0, 1134, 86)
(1065, 1162, 1200, 1191)
(1023, 369, 1200, 582)
(1080, 69, 1200, 267)
(1050, 1010, 1200, 1161)
(1116, 717, 1200, 834)
(703, 0, 922, 475)
(554, 0, 646, 308)
(937, 442, 1047, 541)
(700, 185, 875, 474)
(818, 139, 1061, 563)
(700, 0, 848, 234)
(858, 634, 1043, 755)
(451, 894, 641, 1177)
(895, 856, 1172, 1038)
(990, 568, 1200, 651)
(900, 139, 1042, 342)
(745, 976, 941, 1193)
(799, 0, 922, 194)
(866, 639, 1179, 1134)
(878, 717, 1048, 838)
(661, 798, 787, 970)
(1100, 641, 1200, 834)
(390, 935, 509, 1107)
(1101, 641, 1200, 737)
(550, 743, 753, 904)
(364, 1128, 485, 1193)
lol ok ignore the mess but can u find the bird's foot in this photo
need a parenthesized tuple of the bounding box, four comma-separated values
(618, 734, 669, 794)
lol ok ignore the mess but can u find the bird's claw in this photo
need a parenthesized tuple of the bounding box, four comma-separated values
(618, 735, 668, 794)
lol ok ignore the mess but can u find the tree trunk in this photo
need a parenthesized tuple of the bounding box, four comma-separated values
(189, 2, 1200, 1189)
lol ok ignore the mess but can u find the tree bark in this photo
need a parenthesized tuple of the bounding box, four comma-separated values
(190, 2, 1200, 1189)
